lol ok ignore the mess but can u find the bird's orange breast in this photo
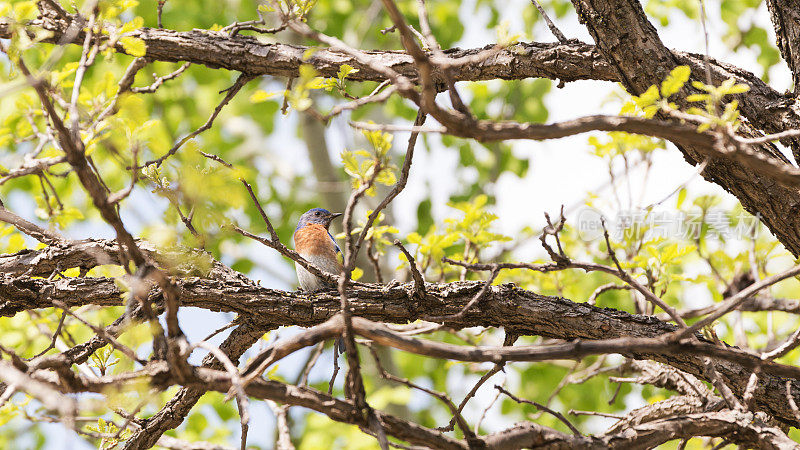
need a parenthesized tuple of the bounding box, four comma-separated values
(294, 224, 338, 258)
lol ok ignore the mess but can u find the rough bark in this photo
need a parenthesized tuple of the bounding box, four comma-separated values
(5, 273, 800, 426)
(21, 329, 797, 449)
(4, 7, 798, 150)
(9, 5, 800, 257)
(764, 0, 800, 162)
(765, 0, 800, 93)
(121, 322, 264, 450)
(0, 238, 250, 282)
(481, 410, 797, 449)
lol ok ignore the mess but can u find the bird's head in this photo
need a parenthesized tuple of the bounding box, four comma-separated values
(296, 208, 342, 231)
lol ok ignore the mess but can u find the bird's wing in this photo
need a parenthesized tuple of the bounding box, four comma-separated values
(328, 231, 341, 254)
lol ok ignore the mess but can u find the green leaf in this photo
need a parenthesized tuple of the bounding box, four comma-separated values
(249, 90, 275, 103)
(660, 65, 691, 97)
(676, 188, 687, 209)
(119, 37, 146, 57)
(120, 16, 144, 34)
(337, 64, 359, 81)
(686, 94, 707, 102)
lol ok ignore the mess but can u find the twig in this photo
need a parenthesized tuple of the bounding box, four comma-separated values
(672, 264, 800, 341)
(198, 150, 234, 169)
(365, 239, 384, 283)
(600, 220, 686, 326)
(368, 345, 478, 443)
(697, 0, 713, 86)
(786, 380, 800, 424)
(742, 367, 761, 411)
(0, 205, 65, 244)
(762, 325, 800, 360)
(432, 265, 499, 321)
(496, 385, 581, 435)
(475, 380, 502, 433)
(157, 0, 166, 28)
(737, 128, 800, 145)
(51, 300, 146, 365)
(0, 156, 67, 186)
(394, 240, 426, 298)
(347, 110, 428, 269)
(281, 77, 294, 115)
(322, 84, 396, 122)
(329, 342, 340, 395)
(414, 0, 468, 112)
(107, 144, 140, 204)
(240, 178, 279, 240)
(703, 358, 742, 411)
(192, 341, 250, 450)
(266, 400, 295, 450)
(143, 73, 255, 167)
(530, 0, 568, 43)
(0, 383, 17, 409)
(29, 311, 67, 359)
(200, 321, 238, 346)
(349, 121, 446, 134)
(587, 283, 632, 305)
(131, 62, 191, 94)
(569, 409, 624, 419)
(440, 333, 517, 432)
(296, 342, 324, 387)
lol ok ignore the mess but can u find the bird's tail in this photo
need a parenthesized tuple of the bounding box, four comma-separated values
(335, 336, 346, 354)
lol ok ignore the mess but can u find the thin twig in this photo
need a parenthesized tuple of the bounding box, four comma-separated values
(131, 62, 191, 94)
(588, 283, 633, 305)
(672, 264, 800, 341)
(143, 73, 255, 167)
(29, 311, 67, 359)
(394, 240, 426, 298)
(600, 220, 686, 326)
(703, 358, 742, 411)
(368, 345, 478, 443)
(496, 385, 581, 435)
(51, 300, 146, 366)
(786, 380, 800, 424)
(530, 0, 568, 43)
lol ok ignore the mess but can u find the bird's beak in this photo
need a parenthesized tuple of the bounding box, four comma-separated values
(329, 212, 343, 220)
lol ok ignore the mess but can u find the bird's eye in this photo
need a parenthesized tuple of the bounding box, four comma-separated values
(315, 211, 321, 216)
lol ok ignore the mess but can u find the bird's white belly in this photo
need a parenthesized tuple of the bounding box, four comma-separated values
(296, 253, 341, 291)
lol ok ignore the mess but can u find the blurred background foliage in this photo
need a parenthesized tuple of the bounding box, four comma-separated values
(1, 0, 799, 448)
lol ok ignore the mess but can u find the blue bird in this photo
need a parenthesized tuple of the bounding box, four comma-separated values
(293, 208, 343, 291)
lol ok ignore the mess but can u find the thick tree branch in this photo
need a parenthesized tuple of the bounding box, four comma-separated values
(21, 327, 798, 449)
(765, 0, 800, 93)
(6, 275, 800, 426)
(481, 409, 795, 449)
(121, 321, 263, 449)
(11, 2, 800, 257)
(0, 237, 251, 282)
(6, 8, 799, 149)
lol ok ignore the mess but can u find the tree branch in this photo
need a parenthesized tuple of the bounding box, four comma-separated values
(765, 0, 800, 94)
(6, 274, 800, 425)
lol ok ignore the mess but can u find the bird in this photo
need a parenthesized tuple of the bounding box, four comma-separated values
(293, 208, 343, 292)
